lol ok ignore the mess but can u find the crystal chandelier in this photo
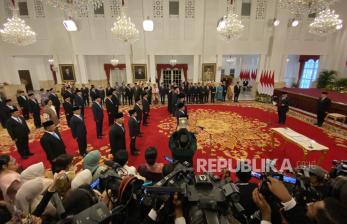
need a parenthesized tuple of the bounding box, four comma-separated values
(169, 57, 177, 67)
(0, 9, 36, 46)
(110, 57, 119, 66)
(41, 0, 103, 12)
(111, 8, 139, 43)
(217, 13, 244, 41)
(309, 9, 343, 36)
(279, 0, 336, 16)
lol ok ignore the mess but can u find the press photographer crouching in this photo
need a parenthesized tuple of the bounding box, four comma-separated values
(168, 116, 197, 166)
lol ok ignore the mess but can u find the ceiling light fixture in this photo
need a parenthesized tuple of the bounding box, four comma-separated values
(309, 8, 343, 36)
(291, 19, 300, 27)
(273, 18, 281, 26)
(143, 16, 154, 32)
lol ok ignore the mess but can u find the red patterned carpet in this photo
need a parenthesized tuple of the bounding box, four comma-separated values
(1, 103, 347, 172)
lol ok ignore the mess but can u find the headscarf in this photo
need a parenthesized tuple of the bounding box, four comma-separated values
(83, 150, 100, 174)
(71, 169, 92, 189)
(0, 170, 21, 201)
(20, 162, 45, 183)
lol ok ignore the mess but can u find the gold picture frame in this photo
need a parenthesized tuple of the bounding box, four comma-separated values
(202, 63, 216, 82)
(59, 64, 76, 82)
(132, 64, 147, 81)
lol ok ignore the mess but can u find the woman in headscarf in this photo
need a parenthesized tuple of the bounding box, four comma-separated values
(42, 99, 59, 126)
(83, 150, 106, 181)
(71, 169, 92, 189)
(20, 162, 45, 183)
(227, 82, 234, 101)
(0, 155, 21, 202)
(215, 83, 224, 101)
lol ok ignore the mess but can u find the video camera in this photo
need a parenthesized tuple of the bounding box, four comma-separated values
(142, 160, 249, 224)
(330, 160, 347, 178)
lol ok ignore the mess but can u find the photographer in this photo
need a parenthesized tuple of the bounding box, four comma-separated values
(168, 125, 197, 166)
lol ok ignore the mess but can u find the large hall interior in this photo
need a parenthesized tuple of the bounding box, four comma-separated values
(0, 0, 347, 224)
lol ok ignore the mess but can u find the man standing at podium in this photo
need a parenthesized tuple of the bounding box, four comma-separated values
(316, 92, 331, 127)
(277, 93, 289, 124)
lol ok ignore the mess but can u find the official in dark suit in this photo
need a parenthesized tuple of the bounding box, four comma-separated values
(92, 95, 104, 139)
(28, 93, 41, 128)
(48, 88, 61, 119)
(234, 82, 241, 102)
(133, 84, 141, 101)
(134, 97, 143, 134)
(2, 99, 15, 127)
(167, 87, 173, 113)
(210, 85, 216, 103)
(40, 120, 66, 171)
(175, 102, 187, 125)
(128, 110, 139, 155)
(63, 87, 74, 105)
(63, 96, 73, 127)
(17, 91, 30, 120)
(222, 82, 227, 101)
(171, 87, 179, 116)
(81, 85, 90, 106)
(74, 90, 84, 117)
(111, 89, 120, 113)
(316, 92, 331, 127)
(105, 93, 116, 126)
(109, 112, 126, 158)
(159, 84, 166, 104)
(277, 93, 289, 124)
(90, 86, 97, 102)
(125, 84, 132, 105)
(142, 93, 150, 126)
(6, 108, 33, 159)
(97, 87, 106, 105)
(70, 106, 87, 156)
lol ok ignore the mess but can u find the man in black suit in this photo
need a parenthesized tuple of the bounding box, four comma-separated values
(70, 106, 87, 156)
(17, 90, 30, 120)
(134, 97, 143, 136)
(175, 102, 187, 125)
(109, 112, 126, 158)
(2, 99, 15, 127)
(316, 92, 331, 127)
(81, 84, 90, 107)
(111, 89, 120, 113)
(277, 93, 289, 124)
(167, 86, 173, 113)
(92, 95, 104, 139)
(234, 81, 241, 102)
(6, 108, 33, 159)
(40, 120, 66, 171)
(159, 83, 166, 104)
(142, 93, 150, 126)
(48, 88, 61, 119)
(90, 85, 97, 102)
(97, 86, 106, 105)
(171, 87, 179, 116)
(28, 93, 41, 128)
(133, 83, 141, 100)
(63, 96, 73, 127)
(222, 82, 227, 102)
(106, 83, 113, 96)
(0, 97, 7, 128)
(210, 84, 216, 103)
(128, 110, 139, 155)
(105, 93, 116, 126)
(74, 90, 84, 117)
(63, 86, 74, 105)
(126, 84, 133, 105)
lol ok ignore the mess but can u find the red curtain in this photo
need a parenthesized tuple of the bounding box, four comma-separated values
(156, 64, 188, 83)
(104, 64, 126, 84)
(50, 65, 57, 84)
(297, 55, 320, 86)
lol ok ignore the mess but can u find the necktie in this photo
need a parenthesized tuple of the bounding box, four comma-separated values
(17, 118, 22, 124)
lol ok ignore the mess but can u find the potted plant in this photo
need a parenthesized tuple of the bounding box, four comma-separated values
(317, 70, 337, 89)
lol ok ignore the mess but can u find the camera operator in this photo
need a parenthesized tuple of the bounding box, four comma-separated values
(265, 177, 347, 224)
(168, 118, 197, 166)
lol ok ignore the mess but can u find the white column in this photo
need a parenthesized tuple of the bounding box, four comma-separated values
(193, 54, 200, 83)
(125, 54, 133, 84)
(149, 54, 156, 83)
(216, 54, 223, 82)
(76, 55, 89, 84)
(0, 55, 21, 84)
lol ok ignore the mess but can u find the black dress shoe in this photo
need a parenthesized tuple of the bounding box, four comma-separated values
(131, 151, 139, 156)
(28, 152, 34, 156)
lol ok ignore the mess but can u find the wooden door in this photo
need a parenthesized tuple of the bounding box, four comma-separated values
(18, 70, 33, 92)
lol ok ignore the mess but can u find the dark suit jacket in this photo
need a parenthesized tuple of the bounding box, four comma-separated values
(6, 116, 30, 140)
(106, 87, 114, 96)
(63, 91, 74, 103)
(128, 117, 139, 137)
(317, 97, 331, 113)
(29, 99, 40, 115)
(97, 89, 106, 99)
(40, 132, 66, 161)
(134, 104, 142, 121)
(133, 87, 141, 99)
(17, 96, 29, 110)
(142, 99, 149, 113)
(278, 97, 289, 112)
(92, 102, 104, 122)
(81, 87, 89, 97)
(74, 95, 84, 109)
(70, 115, 87, 138)
(90, 89, 97, 101)
(49, 94, 60, 108)
(175, 110, 186, 124)
(63, 102, 73, 120)
(109, 123, 126, 153)
(234, 85, 241, 95)
(105, 98, 116, 116)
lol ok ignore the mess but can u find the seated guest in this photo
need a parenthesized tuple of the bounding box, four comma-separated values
(138, 147, 164, 182)
(114, 150, 144, 180)
(20, 162, 45, 183)
(83, 150, 107, 181)
(51, 154, 74, 197)
(63, 185, 98, 216)
(0, 155, 21, 202)
(71, 169, 92, 190)
(0, 201, 12, 223)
